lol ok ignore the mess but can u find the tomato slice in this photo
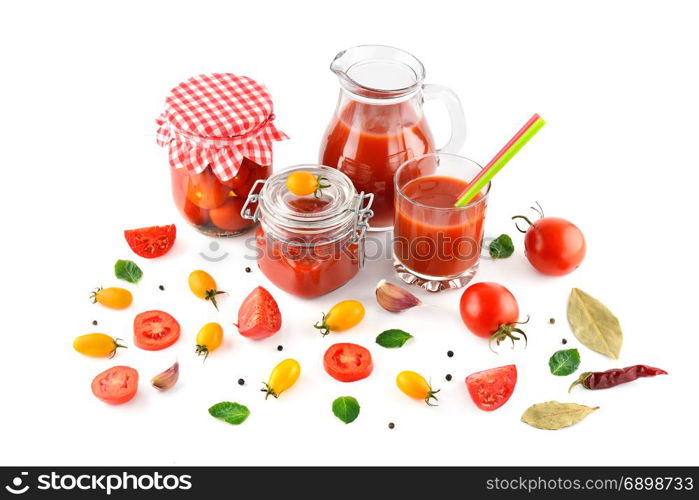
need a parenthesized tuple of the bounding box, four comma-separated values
(91, 366, 139, 405)
(133, 310, 181, 350)
(465, 364, 517, 411)
(124, 224, 176, 259)
(236, 286, 281, 340)
(323, 343, 373, 382)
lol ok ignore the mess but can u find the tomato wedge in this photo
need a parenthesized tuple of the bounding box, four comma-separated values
(236, 286, 281, 340)
(133, 310, 181, 350)
(465, 364, 517, 411)
(323, 343, 373, 382)
(124, 224, 176, 259)
(91, 366, 139, 405)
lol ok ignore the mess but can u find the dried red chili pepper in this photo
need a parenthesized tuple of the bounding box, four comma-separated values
(568, 365, 667, 392)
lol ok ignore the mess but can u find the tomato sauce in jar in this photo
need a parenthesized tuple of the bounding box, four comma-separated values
(242, 165, 373, 298)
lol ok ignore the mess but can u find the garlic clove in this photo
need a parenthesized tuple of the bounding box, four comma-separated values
(151, 361, 179, 391)
(375, 280, 422, 313)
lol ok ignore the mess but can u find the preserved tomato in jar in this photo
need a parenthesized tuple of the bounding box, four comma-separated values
(242, 165, 373, 298)
(157, 73, 287, 236)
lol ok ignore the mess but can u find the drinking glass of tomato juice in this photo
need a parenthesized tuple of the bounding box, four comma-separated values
(393, 153, 489, 292)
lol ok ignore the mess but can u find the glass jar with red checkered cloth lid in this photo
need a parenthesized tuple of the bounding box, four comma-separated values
(157, 73, 288, 236)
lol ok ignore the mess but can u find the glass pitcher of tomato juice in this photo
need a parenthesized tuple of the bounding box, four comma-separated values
(320, 45, 466, 230)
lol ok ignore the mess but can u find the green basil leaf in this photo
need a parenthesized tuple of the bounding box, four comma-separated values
(548, 348, 581, 376)
(489, 234, 515, 259)
(208, 402, 250, 425)
(114, 259, 143, 284)
(376, 329, 413, 348)
(332, 396, 360, 424)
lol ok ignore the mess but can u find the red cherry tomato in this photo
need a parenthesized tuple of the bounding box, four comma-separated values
(182, 198, 210, 226)
(520, 217, 586, 276)
(513, 205, 586, 276)
(185, 168, 230, 209)
(220, 159, 251, 190)
(460, 282, 519, 337)
(236, 286, 282, 340)
(91, 366, 139, 405)
(209, 197, 248, 231)
(124, 225, 176, 259)
(465, 364, 517, 411)
(459, 282, 527, 350)
(133, 310, 181, 350)
(323, 343, 373, 382)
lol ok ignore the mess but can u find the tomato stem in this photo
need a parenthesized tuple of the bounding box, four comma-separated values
(109, 338, 128, 359)
(205, 289, 226, 310)
(512, 202, 545, 233)
(313, 312, 331, 337)
(511, 215, 533, 233)
(314, 175, 331, 199)
(531, 201, 545, 218)
(261, 382, 279, 400)
(489, 316, 529, 353)
(89, 287, 103, 304)
(425, 383, 440, 407)
(195, 344, 210, 362)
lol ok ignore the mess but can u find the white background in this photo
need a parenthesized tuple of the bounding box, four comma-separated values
(1, 0, 698, 466)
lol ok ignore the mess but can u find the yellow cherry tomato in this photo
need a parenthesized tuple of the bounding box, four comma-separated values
(314, 300, 365, 336)
(263, 358, 301, 399)
(73, 333, 126, 358)
(396, 370, 439, 406)
(286, 171, 330, 197)
(90, 287, 132, 309)
(188, 270, 225, 310)
(195, 322, 224, 360)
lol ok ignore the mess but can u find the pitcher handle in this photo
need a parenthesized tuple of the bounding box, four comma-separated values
(422, 84, 466, 154)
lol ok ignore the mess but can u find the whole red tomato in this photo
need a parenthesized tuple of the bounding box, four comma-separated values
(459, 282, 528, 351)
(513, 205, 586, 276)
(185, 168, 230, 210)
(209, 197, 248, 232)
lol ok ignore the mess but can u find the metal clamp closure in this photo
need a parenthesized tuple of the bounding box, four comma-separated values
(350, 192, 374, 268)
(240, 179, 267, 222)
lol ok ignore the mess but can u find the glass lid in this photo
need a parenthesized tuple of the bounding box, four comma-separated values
(259, 165, 358, 231)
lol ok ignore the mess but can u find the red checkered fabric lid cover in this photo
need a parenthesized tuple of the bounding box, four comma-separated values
(156, 73, 288, 181)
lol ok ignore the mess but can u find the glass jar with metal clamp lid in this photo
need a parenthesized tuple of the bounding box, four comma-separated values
(241, 165, 374, 298)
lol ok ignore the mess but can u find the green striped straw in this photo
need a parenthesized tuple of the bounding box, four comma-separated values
(454, 114, 546, 207)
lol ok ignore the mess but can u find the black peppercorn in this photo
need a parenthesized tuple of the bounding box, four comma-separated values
(245, 267, 251, 273)
(549, 318, 555, 324)
(92, 320, 98, 326)
(447, 350, 454, 358)
(159, 285, 165, 291)
(238, 378, 245, 386)
(446, 374, 452, 381)
(562, 338, 568, 345)
(277, 345, 283, 351)
(388, 422, 395, 429)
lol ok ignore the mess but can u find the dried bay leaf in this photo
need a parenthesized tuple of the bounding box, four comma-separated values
(567, 288, 623, 359)
(521, 401, 599, 430)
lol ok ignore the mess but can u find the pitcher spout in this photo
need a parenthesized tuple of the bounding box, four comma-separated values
(329, 45, 425, 100)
